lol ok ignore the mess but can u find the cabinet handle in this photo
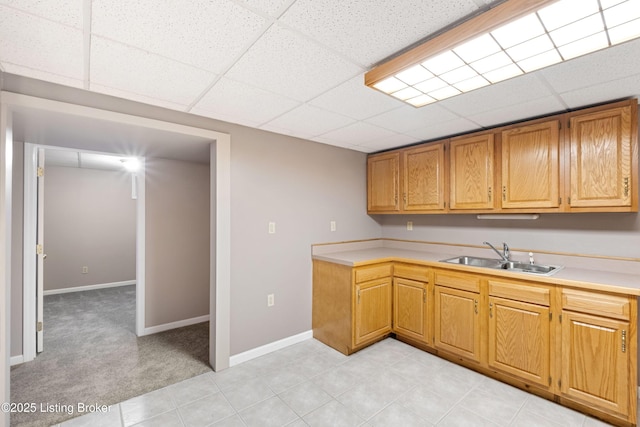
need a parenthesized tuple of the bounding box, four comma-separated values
(403, 193, 407, 203)
(423, 288, 426, 303)
(624, 177, 629, 197)
(622, 330, 627, 353)
(502, 186, 506, 201)
(357, 289, 361, 304)
(474, 299, 478, 314)
(488, 187, 492, 201)
(489, 302, 493, 318)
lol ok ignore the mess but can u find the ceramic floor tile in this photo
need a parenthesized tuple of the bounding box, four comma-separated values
(366, 369, 417, 397)
(521, 395, 586, 427)
(510, 409, 567, 427)
(367, 402, 431, 427)
(262, 366, 308, 394)
(285, 419, 310, 427)
(436, 406, 500, 426)
(583, 416, 616, 426)
(213, 364, 260, 391)
(222, 378, 274, 411)
(59, 405, 122, 427)
(211, 414, 247, 426)
(131, 409, 184, 427)
(310, 368, 359, 397)
(121, 388, 176, 426)
(336, 383, 395, 420)
(278, 380, 333, 416)
(457, 388, 525, 426)
(238, 396, 299, 427)
(167, 373, 218, 407)
(178, 393, 236, 427)
(397, 384, 459, 423)
(286, 354, 340, 378)
(303, 400, 365, 427)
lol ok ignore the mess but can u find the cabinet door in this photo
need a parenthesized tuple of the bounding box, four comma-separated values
(502, 121, 560, 209)
(450, 134, 494, 210)
(434, 286, 481, 362)
(367, 152, 400, 212)
(561, 311, 629, 416)
(394, 278, 429, 344)
(488, 296, 550, 388)
(403, 143, 446, 211)
(569, 105, 633, 208)
(354, 278, 392, 346)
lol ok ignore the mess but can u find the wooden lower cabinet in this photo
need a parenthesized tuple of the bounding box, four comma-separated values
(354, 278, 392, 346)
(393, 277, 429, 344)
(435, 286, 481, 362)
(488, 296, 550, 388)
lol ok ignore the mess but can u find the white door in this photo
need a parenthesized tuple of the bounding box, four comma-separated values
(36, 148, 45, 353)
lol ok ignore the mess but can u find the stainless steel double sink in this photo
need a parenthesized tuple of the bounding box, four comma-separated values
(440, 256, 562, 276)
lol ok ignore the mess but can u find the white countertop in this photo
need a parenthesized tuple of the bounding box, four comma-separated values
(312, 241, 640, 296)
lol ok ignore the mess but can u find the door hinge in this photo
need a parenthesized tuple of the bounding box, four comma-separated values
(559, 314, 562, 323)
(559, 197, 562, 205)
(622, 330, 627, 353)
(357, 289, 361, 304)
(549, 312, 552, 321)
(549, 376, 552, 386)
(37, 167, 44, 177)
(37, 321, 43, 332)
(568, 197, 571, 205)
(558, 379, 562, 388)
(36, 244, 43, 255)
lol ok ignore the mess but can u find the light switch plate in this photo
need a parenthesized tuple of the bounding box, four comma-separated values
(268, 222, 276, 234)
(407, 221, 413, 231)
(330, 221, 336, 232)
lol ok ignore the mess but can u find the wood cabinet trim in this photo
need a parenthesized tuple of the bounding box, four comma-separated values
(562, 288, 630, 320)
(488, 279, 550, 306)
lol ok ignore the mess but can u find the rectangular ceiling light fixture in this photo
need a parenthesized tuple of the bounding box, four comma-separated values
(365, 0, 640, 107)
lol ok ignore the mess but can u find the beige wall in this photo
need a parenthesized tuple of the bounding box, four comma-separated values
(43, 165, 136, 290)
(145, 158, 210, 327)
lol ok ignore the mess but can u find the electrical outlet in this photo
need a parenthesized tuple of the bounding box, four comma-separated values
(407, 221, 413, 231)
(267, 294, 275, 307)
(268, 222, 276, 234)
(330, 221, 336, 232)
(82, 266, 89, 274)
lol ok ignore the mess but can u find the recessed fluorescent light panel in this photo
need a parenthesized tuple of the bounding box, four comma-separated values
(367, 0, 640, 107)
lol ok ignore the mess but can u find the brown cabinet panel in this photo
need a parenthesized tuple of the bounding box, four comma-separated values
(501, 121, 560, 209)
(394, 278, 429, 344)
(435, 285, 481, 362)
(450, 133, 494, 210)
(368, 152, 400, 212)
(569, 105, 633, 208)
(561, 311, 629, 417)
(403, 143, 446, 211)
(488, 296, 550, 388)
(354, 277, 392, 345)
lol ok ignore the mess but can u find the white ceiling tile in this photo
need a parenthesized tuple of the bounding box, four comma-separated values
(318, 121, 403, 146)
(468, 96, 567, 127)
(191, 107, 263, 128)
(238, 0, 295, 17)
(280, 0, 482, 66)
(405, 118, 480, 141)
(261, 104, 355, 138)
(357, 134, 420, 151)
(0, 5, 83, 79)
(539, 39, 640, 94)
(559, 73, 640, 108)
(309, 75, 404, 120)
(90, 83, 189, 112)
(193, 77, 300, 126)
(0, 0, 83, 28)
(91, 0, 267, 74)
(311, 138, 363, 152)
(90, 37, 215, 106)
(1, 62, 83, 88)
(226, 24, 363, 102)
(438, 74, 555, 118)
(365, 103, 461, 133)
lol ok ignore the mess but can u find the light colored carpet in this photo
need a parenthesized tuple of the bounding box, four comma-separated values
(10, 285, 211, 427)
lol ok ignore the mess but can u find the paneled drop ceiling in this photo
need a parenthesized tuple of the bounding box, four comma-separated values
(1, 0, 640, 153)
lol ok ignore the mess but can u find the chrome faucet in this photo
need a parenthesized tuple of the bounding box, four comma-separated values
(483, 241, 510, 262)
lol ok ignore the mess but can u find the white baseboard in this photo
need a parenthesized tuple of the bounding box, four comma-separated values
(43, 280, 135, 296)
(10, 355, 24, 366)
(142, 315, 210, 336)
(230, 330, 313, 367)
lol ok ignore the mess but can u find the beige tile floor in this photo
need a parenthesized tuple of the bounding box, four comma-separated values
(56, 337, 627, 427)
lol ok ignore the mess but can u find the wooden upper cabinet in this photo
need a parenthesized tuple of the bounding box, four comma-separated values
(501, 121, 560, 209)
(367, 152, 400, 213)
(403, 142, 447, 212)
(568, 102, 637, 209)
(449, 133, 494, 210)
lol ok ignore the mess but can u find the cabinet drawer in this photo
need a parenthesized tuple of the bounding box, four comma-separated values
(355, 264, 392, 283)
(434, 271, 480, 293)
(394, 264, 429, 282)
(562, 289, 630, 320)
(488, 280, 550, 306)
